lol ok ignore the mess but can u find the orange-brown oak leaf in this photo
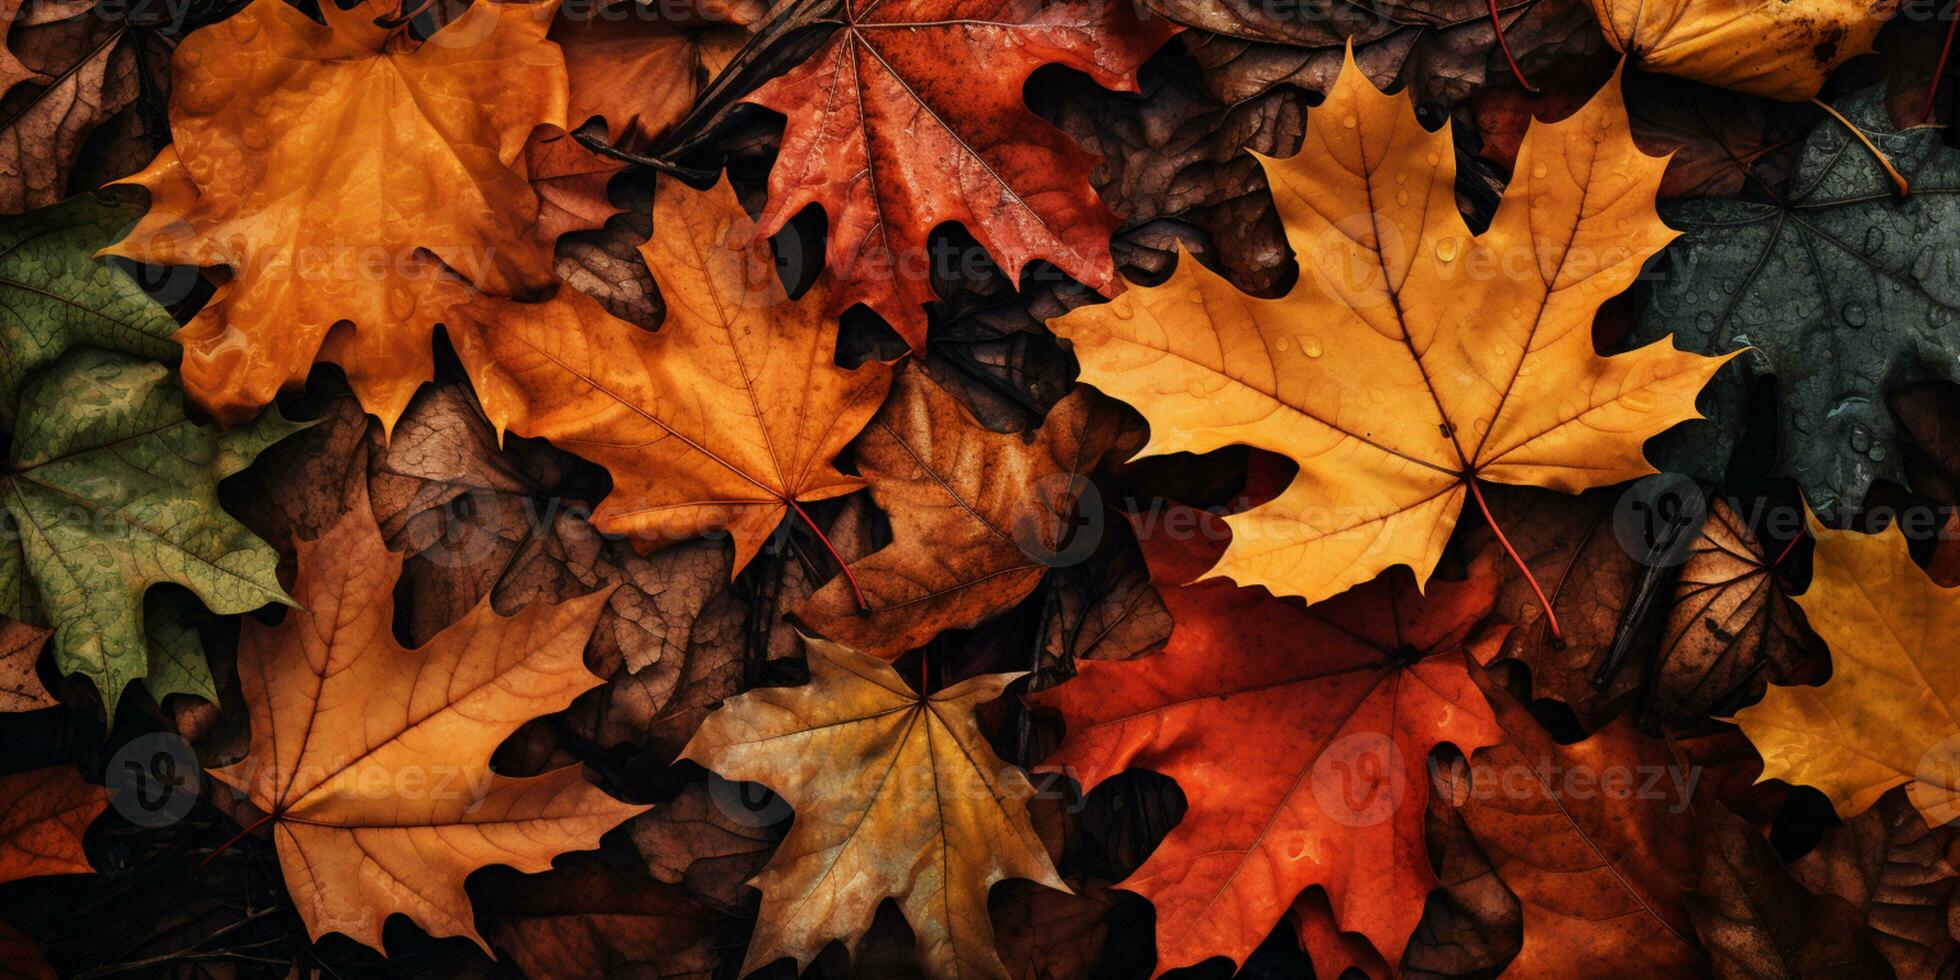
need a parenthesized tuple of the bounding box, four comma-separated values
(1027, 507, 1508, 973)
(796, 369, 1137, 657)
(682, 636, 1066, 979)
(0, 766, 104, 884)
(749, 0, 1177, 346)
(1456, 683, 1706, 977)
(452, 175, 891, 576)
(206, 493, 649, 954)
(105, 0, 568, 431)
(1049, 53, 1733, 606)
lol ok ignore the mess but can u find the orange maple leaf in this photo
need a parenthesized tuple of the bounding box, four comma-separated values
(451, 176, 891, 575)
(106, 0, 567, 432)
(207, 492, 648, 953)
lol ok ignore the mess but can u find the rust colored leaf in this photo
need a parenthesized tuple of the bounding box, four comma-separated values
(0, 766, 103, 883)
(0, 617, 53, 712)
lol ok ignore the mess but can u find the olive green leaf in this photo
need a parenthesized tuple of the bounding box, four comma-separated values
(2, 349, 298, 715)
(1632, 86, 1960, 511)
(0, 192, 180, 425)
(143, 590, 218, 705)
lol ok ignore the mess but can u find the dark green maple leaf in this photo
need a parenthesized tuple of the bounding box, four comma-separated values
(1633, 85, 1960, 511)
(0, 192, 180, 426)
(1, 349, 297, 714)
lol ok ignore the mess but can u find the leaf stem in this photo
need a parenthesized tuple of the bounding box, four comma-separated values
(787, 498, 869, 614)
(1769, 529, 1805, 569)
(1810, 97, 1910, 196)
(1926, 0, 1958, 124)
(197, 810, 277, 870)
(1467, 478, 1562, 642)
(1488, 0, 1539, 93)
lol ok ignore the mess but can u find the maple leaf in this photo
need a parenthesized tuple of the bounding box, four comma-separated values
(0, 192, 178, 426)
(452, 175, 891, 576)
(1, 349, 298, 714)
(0, 0, 176, 212)
(552, 0, 756, 150)
(1148, 0, 1601, 107)
(1634, 85, 1960, 513)
(681, 636, 1066, 979)
(0, 766, 104, 884)
(1729, 513, 1960, 825)
(1027, 508, 1507, 972)
(1685, 797, 1891, 979)
(1051, 52, 1731, 606)
(104, 0, 568, 431)
(796, 369, 1137, 657)
(1790, 785, 1960, 977)
(1587, 0, 1895, 100)
(206, 496, 650, 952)
(0, 616, 53, 712)
(746, 0, 1176, 345)
(1455, 686, 1705, 977)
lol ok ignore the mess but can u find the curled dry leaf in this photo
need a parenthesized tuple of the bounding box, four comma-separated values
(1587, 0, 1896, 99)
(1791, 786, 1960, 978)
(796, 370, 1138, 658)
(682, 637, 1066, 979)
(453, 175, 892, 576)
(747, 0, 1177, 345)
(1456, 684, 1705, 977)
(1029, 507, 1507, 972)
(207, 497, 649, 953)
(1685, 797, 1892, 979)
(1151, 0, 1603, 106)
(1051, 52, 1730, 606)
(0, 766, 104, 883)
(1731, 514, 1960, 825)
(105, 0, 568, 430)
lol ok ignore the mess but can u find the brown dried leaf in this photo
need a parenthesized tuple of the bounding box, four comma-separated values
(1791, 786, 1960, 979)
(477, 862, 712, 980)
(0, 617, 53, 712)
(628, 776, 780, 911)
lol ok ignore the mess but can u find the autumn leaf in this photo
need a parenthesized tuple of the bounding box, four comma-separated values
(1, 349, 298, 714)
(1455, 686, 1705, 976)
(104, 0, 568, 431)
(796, 369, 1137, 657)
(1052, 52, 1731, 606)
(747, 0, 1176, 345)
(1633, 85, 1960, 512)
(452, 175, 891, 576)
(1729, 513, 1960, 825)
(207, 495, 649, 952)
(1148, 0, 1601, 106)
(1685, 797, 1891, 979)
(681, 636, 1066, 979)
(0, 920, 53, 980)
(475, 862, 711, 980)
(1587, 0, 1895, 100)
(0, 191, 178, 426)
(0, 617, 53, 712)
(0, 766, 104, 883)
(1028, 508, 1507, 972)
(552, 0, 756, 150)
(628, 776, 781, 911)
(1790, 785, 1960, 977)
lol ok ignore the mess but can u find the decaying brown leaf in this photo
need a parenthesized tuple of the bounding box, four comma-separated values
(0, 617, 53, 712)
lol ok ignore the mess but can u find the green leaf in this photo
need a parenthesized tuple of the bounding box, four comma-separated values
(1, 348, 299, 715)
(0, 192, 181, 426)
(1632, 86, 1960, 511)
(143, 589, 218, 705)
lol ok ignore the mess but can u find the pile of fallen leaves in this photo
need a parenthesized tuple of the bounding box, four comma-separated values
(2, 0, 1958, 975)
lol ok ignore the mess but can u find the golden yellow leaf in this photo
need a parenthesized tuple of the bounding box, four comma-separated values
(450, 176, 891, 575)
(105, 0, 567, 432)
(1050, 52, 1732, 605)
(681, 637, 1066, 979)
(208, 493, 649, 953)
(1730, 515, 1960, 825)
(1588, 0, 1896, 101)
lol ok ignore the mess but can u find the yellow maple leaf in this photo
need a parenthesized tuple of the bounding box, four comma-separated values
(682, 637, 1066, 979)
(1731, 515, 1960, 825)
(106, 0, 567, 432)
(1050, 51, 1733, 606)
(1588, 0, 1897, 101)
